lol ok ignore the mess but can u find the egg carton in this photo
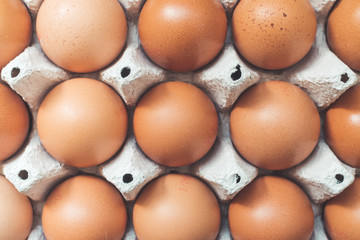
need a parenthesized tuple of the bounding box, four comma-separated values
(0, 0, 358, 239)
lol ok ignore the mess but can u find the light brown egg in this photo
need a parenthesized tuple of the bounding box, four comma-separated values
(133, 173, 221, 240)
(36, 0, 127, 73)
(324, 85, 360, 168)
(133, 81, 218, 167)
(0, 82, 30, 162)
(232, 0, 317, 70)
(0, 0, 32, 69)
(42, 175, 127, 240)
(230, 80, 320, 170)
(0, 175, 33, 240)
(324, 177, 360, 239)
(138, 0, 227, 72)
(229, 175, 314, 240)
(327, 0, 360, 71)
(37, 78, 128, 168)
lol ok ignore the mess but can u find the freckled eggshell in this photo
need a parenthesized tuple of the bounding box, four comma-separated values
(230, 80, 320, 170)
(133, 81, 218, 167)
(36, 78, 128, 168)
(324, 85, 360, 168)
(327, 0, 360, 71)
(138, 0, 227, 72)
(0, 0, 32, 69)
(42, 175, 127, 240)
(324, 177, 360, 239)
(36, 0, 127, 73)
(232, 0, 317, 70)
(0, 175, 33, 240)
(0, 82, 30, 162)
(133, 173, 221, 240)
(229, 175, 314, 240)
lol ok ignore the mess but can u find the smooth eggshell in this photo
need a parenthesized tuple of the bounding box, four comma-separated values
(229, 175, 314, 240)
(133, 173, 221, 240)
(230, 80, 320, 170)
(0, 82, 30, 162)
(324, 177, 360, 239)
(36, 0, 127, 73)
(0, 0, 32, 69)
(0, 175, 33, 240)
(327, 0, 360, 71)
(37, 78, 128, 168)
(232, 0, 317, 70)
(324, 85, 360, 168)
(133, 81, 218, 167)
(42, 175, 127, 240)
(138, 0, 227, 72)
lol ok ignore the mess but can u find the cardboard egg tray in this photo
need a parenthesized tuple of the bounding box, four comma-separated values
(1, 0, 358, 239)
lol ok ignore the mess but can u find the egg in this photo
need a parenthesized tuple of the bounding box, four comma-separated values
(327, 0, 360, 71)
(138, 0, 227, 72)
(0, 175, 33, 240)
(0, 0, 32, 69)
(133, 81, 218, 167)
(42, 175, 127, 240)
(37, 78, 128, 168)
(133, 173, 221, 240)
(36, 0, 127, 73)
(324, 85, 360, 168)
(230, 80, 320, 170)
(0, 82, 30, 162)
(324, 177, 360, 239)
(228, 175, 314, 240)
(232, 0, 317, 70)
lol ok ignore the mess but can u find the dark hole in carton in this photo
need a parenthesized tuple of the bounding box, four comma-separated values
(335, 174, 344, 184)
(235, 174, 241, 183)
(121, 67, 131, 78)
(11, 67, 20, 78)
(123, 173, 133, 183)
(231, 65, 242, 81)
(341, 73, 349, 83)
(18, 170, 28, 180)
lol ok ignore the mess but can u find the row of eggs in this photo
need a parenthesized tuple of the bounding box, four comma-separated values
(2, 0, 360, 74)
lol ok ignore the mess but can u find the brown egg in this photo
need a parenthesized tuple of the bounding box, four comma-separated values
(232, 0, 317, 70)
(0, 82, 30, 162)
(37, 78, 128, 168)
(324, 177, 360, 239)
(230, 80, 320, 170)
(327, 0, 360, 71)
(138, 0, 227, 72)
(133, 81, 218, 167)
(229, 175, 314, 240)
(133, 173, 221, 240)
(42, 175, 127, 240)
(0, 175, 33, 240)
(324, 85, 360, 168)
(0, 0, 32, 69)
(36, 0, 127, 73)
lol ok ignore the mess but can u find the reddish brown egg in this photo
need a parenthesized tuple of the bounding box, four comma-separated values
(324, 85, 360, 168)
(324, 177, 360, 239)
(232, 0, 317, 70)
(133, 173, 221, 240)
(0, 175, 33, 240)
(0, 0, 32, 69)
(229, 175, 314, 240)
(0, 82, 30, 162)
(133, 81, 218, 167)
(37, 78, 128, 168)
(138, 0, 227, 72)
(230, 80, 320, 170)
(42, 175, 127, 240)
(327, 0, 360, 71)
(36, 0, 127, 73)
